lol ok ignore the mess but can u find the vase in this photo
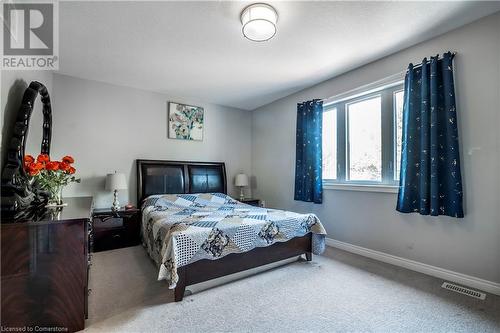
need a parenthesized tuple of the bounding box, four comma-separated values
(47, 186, 64, 207)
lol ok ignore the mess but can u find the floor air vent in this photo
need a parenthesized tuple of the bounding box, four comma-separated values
(441, 282, 486, 300)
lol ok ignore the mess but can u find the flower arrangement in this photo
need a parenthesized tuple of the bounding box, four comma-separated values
(24, 154, 81, 206)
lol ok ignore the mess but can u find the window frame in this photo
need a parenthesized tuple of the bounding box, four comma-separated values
(322, 80, 404, 188)
(392, 88, 405, 181)
(321, 107, 338, 181)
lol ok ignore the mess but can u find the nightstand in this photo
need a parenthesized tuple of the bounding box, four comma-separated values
(240, 198, 261, 207)
(92, 207, 140, 252)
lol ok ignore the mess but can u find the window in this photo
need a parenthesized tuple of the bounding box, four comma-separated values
(394, 90, 404, 181)
(347, 96, 382, 181)
(322, 108, 337, 180)
(322, 81, 404, 187)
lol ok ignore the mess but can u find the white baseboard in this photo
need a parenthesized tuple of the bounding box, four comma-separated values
(325, 238, 500, 296)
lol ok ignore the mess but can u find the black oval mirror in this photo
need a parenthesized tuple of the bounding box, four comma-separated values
(1, 81, 52, 216)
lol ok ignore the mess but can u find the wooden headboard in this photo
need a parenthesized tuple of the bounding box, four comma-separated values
(136, 159, 227, 204)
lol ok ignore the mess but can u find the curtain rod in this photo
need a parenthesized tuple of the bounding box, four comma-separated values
(320, 51, 457, 104)
(389, 51, 457, 80)
(409, 51, 456, 70)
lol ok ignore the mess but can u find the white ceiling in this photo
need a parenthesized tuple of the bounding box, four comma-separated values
(58, 1, 500, 110)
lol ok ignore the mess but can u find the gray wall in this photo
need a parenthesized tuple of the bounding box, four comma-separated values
(1, 73, 252, 208)
(251, 13, 500, 283)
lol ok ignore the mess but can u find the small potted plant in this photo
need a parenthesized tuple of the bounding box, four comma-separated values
(24, 154, 81, 207)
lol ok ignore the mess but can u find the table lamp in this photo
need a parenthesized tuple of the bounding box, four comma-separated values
(105, 172, 127, 211)
(234, 173, 249, 201)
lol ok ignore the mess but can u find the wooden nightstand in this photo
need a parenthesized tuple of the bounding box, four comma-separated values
(240, 198, 261, 207)
(92, 207, 140, 252)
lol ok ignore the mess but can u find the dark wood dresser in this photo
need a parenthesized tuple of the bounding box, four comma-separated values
(1, 197, 93, 333)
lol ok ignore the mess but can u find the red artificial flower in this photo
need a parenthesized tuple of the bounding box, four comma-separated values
(37, 154, 50, 164)
(68, 166, 76, 174)
(24, 155, 35, 165)
(27, 166, 39, 176)
(45, 161, 59, 171)
(27, 162, 44, 176)
(62, 155, 74, 164)
(59, 162, 70, 172)
(33, 162, 44, 171)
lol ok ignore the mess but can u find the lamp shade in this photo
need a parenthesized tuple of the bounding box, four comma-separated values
(240, 3, 278, 42)
(105, 172, 127, 191)
(234, 173, 249, 187)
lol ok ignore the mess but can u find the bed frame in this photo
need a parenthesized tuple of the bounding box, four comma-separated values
(136, 159, 312, 301)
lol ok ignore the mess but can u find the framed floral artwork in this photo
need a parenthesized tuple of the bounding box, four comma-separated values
(168, 102, 204, 141)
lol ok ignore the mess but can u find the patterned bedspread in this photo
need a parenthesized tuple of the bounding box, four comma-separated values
(141, 193, 326, 288)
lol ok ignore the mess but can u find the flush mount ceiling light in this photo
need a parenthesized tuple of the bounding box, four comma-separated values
(240, 3, 278, 42)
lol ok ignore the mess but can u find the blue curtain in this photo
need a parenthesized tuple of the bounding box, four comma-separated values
(294, 99, 323, 204)
(397, 52, 463, 218)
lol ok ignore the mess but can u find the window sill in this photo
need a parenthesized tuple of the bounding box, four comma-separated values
(323, 183, 399, 193)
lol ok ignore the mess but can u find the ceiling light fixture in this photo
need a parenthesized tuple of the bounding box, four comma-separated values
(240, 3, 278, 42)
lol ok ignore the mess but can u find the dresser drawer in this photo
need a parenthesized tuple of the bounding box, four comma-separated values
(93, 215, 124, 229)
(93, 228, 128, 252)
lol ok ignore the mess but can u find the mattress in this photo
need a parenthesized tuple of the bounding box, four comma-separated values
(141, 193, 326, 288)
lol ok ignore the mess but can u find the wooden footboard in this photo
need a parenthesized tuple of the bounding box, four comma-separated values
(174, 233, 312, 301)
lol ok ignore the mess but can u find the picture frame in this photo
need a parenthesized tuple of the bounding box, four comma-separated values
(168, 102, 204, 141)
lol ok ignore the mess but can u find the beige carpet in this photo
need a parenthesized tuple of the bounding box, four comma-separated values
(84, 246, 500, 332)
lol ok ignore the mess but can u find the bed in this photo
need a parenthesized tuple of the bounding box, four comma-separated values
(136, 159, 326, 301)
